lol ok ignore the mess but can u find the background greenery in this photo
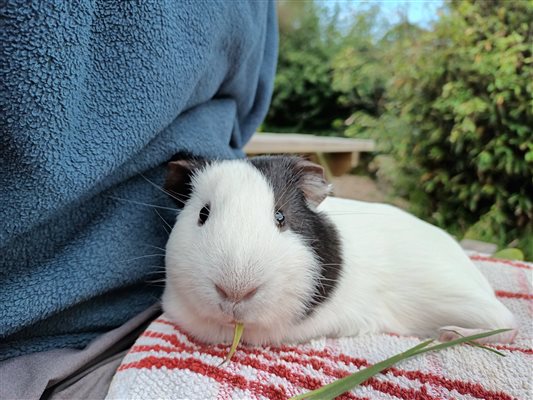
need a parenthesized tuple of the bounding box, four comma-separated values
(265, 0, 533, 259)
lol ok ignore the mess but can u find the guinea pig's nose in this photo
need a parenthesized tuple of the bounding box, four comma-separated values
(215, 283, 258, 302)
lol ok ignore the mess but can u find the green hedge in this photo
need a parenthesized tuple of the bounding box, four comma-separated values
(382, 0, 533, 255)
(266, 0, 533, 258)
(265, 2, 383, 134)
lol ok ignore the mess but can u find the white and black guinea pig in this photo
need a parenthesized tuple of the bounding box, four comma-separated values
(161, 155, 517, 345)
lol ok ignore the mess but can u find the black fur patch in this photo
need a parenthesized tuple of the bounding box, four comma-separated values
(164, 153, 209, 208)
(249, 156, 343, 315)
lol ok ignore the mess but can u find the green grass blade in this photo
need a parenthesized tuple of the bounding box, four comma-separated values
(290, 340, 434, 400)
(290, 329, 507, 400)
(218, 322, 244, 367)
(465, 341, 506, 357)
(439, 328, 506, 357)
(412, 329, 510, 357)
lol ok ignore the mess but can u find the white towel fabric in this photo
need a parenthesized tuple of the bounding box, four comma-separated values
(106, 254, 532, 399)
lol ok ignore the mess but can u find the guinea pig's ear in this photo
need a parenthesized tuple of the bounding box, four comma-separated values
(295, 159, 331, 208)
(164, 158, 205, 206)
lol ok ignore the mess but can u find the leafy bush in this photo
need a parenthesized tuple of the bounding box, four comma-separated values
(379, 0, 533, 255)
(265, 2, 386, 134)
(265, 1, 347, 133)
(267, 0, 532, 258)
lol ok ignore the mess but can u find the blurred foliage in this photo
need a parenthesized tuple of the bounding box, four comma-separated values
(265, 0, 533, 258)
(266, 1, 380, 133)
(265, 1, 340, 132)
(386, 0, 533, 257)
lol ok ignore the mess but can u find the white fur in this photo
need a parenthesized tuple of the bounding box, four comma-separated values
(163, 160, 319, 344)
(162, 161, 516, 345)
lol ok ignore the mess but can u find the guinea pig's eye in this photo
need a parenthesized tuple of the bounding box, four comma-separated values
(274, 210, 285, 228)
(198, 203, 210, 226)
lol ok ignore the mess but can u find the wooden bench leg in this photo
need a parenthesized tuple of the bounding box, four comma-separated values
(325, 152, 359, 177)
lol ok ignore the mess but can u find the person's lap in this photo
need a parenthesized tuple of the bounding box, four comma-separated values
(0, 305, 160, 400)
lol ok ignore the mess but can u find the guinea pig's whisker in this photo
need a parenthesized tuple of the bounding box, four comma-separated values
(122, 254, 166, 263)
(141, 244, 167, 252)
(165, 251, 186, 259)
(275, 189, 298, 213)
(107, 196, 178, 212)
(140, 173, 188, 205)
(145, 270, 166, 277)
(316, 276, 339, 282)
(144, 269, 166, 276)
(145, 277, 167, 284)
(275, 184, 297, 210)
(138, 243, 184, 256)
(326, 211, 387, 216)
(320, 265, 343, 272)
(155, 221, 170, 235)
(274, 174, 300, 211)
(153, 209, 173, 233)
(290, 291, 309, 302)
(137, 244, 183, 259)
(144, 263, 167, 269)
(145, 282, 166, 288)
(274, 173, 298, 206)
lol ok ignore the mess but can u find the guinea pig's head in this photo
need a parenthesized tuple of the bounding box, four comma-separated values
(161, 155, 342, 343)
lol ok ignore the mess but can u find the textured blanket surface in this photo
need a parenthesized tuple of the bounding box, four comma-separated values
(106, 255, 532, 400)
(0, 1, 277, 360)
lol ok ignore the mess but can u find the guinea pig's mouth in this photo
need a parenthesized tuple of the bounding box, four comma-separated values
(223, 320, 241, 327)
(219, 315, 253, 327)
(217, 314, 260, 329)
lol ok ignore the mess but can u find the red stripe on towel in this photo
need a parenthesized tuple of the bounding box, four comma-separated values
(489, 345, 533, 355)
(132, 332, 388, 400)
(125, 339, 366, 400)
(118, 356, 289, 400)
(246, 337, 515, 400)
(131, 340, 435, 400)
(152, 319, 516, 400)
(255, 351, 438, 400)
(136, 328, 513, 400)
(495, 290, 533, 300)
(469, 255, 532, 270)
(324, 352, 514, 400)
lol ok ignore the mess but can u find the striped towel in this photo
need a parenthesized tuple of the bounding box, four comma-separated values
(106, 254, 532, 399)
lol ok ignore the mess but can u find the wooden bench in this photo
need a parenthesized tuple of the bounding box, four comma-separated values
(244, 133, 376, 176)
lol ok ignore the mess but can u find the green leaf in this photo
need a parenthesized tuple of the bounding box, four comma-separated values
(477, 151, 494, 171)
(492, 248, 525, 261)
(290, 329, 508, 400)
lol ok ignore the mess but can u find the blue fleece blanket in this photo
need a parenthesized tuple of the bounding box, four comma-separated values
(0, 1, 277, 361)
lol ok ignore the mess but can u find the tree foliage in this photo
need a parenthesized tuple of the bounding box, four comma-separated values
(385, 0, 532, 253)
(266, 2, 384, 133)
(265, 1, 343, 132)
(266, 0, 533, 256)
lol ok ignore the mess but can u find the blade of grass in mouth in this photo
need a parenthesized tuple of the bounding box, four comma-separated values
(218, 322, 244, 367)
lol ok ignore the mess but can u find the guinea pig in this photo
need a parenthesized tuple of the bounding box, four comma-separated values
(161, 155, 517, 345)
